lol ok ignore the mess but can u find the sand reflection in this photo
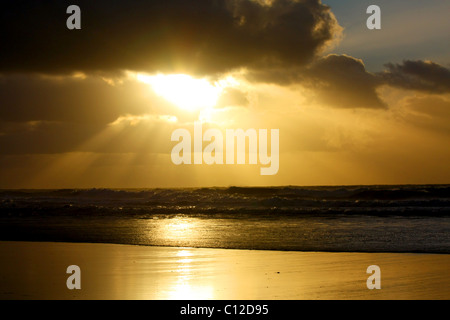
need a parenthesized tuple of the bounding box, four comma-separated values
(1, 242, 449, 300)
(165, 248, 214, 300)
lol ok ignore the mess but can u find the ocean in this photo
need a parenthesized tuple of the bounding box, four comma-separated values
(0, 185, 449, 253)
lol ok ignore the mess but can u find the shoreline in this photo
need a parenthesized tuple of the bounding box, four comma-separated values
(1, 241, 449, 300)
(1, 239, 450, 255)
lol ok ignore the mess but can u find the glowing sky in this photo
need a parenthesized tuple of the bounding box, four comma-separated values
(0, 0, 449, 188)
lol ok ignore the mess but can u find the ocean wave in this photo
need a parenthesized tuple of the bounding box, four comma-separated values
(1, 185, 449, 253)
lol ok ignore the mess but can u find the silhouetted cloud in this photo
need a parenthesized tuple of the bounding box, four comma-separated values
(246, 54, 386, 109)
(247, 56, 450, 109)
(379, 60, 450, 93)
(305, 54, 385, 109)
(0, 73, 180, 155)
(0, 74, 164, 124)
(0, 0, 341, 75)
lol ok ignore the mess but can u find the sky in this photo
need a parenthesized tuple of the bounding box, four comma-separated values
(0, 0, 449, 188)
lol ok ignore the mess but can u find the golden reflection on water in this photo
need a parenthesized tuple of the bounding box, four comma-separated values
(157, 217, 202, 245)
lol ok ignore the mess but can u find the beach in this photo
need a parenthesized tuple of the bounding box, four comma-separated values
(0, 241, 449, 300)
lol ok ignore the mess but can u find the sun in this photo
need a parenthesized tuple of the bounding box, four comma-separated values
(137, 73, 222, 111)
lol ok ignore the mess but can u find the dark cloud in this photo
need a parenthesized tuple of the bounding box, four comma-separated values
(0, 73, 183, 155)
(0, 120, 101, 154)
(379, 60, 450, 93)
(0, 0, 341, 75)
(0, 115, 179, 155)
(247, 56, 450, 109)
(304, 54, 386, 109)
(247, 54, 386, 109)
(0, 74, 174, 124)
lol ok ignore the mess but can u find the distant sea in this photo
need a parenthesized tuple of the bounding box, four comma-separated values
(0, 185, 449, 253)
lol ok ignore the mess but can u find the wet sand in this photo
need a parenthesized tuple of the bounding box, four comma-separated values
(0, 241, 449, 300)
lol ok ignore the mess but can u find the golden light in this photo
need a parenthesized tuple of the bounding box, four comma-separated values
(152, 217, 202, 246)
(137, 73, 221, 111)
(166, 248, 214, 300)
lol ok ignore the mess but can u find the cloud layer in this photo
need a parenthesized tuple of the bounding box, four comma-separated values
(0, 0, 341, 75)
(0, 0, 448, 172)
(246, 55, 450, 109)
